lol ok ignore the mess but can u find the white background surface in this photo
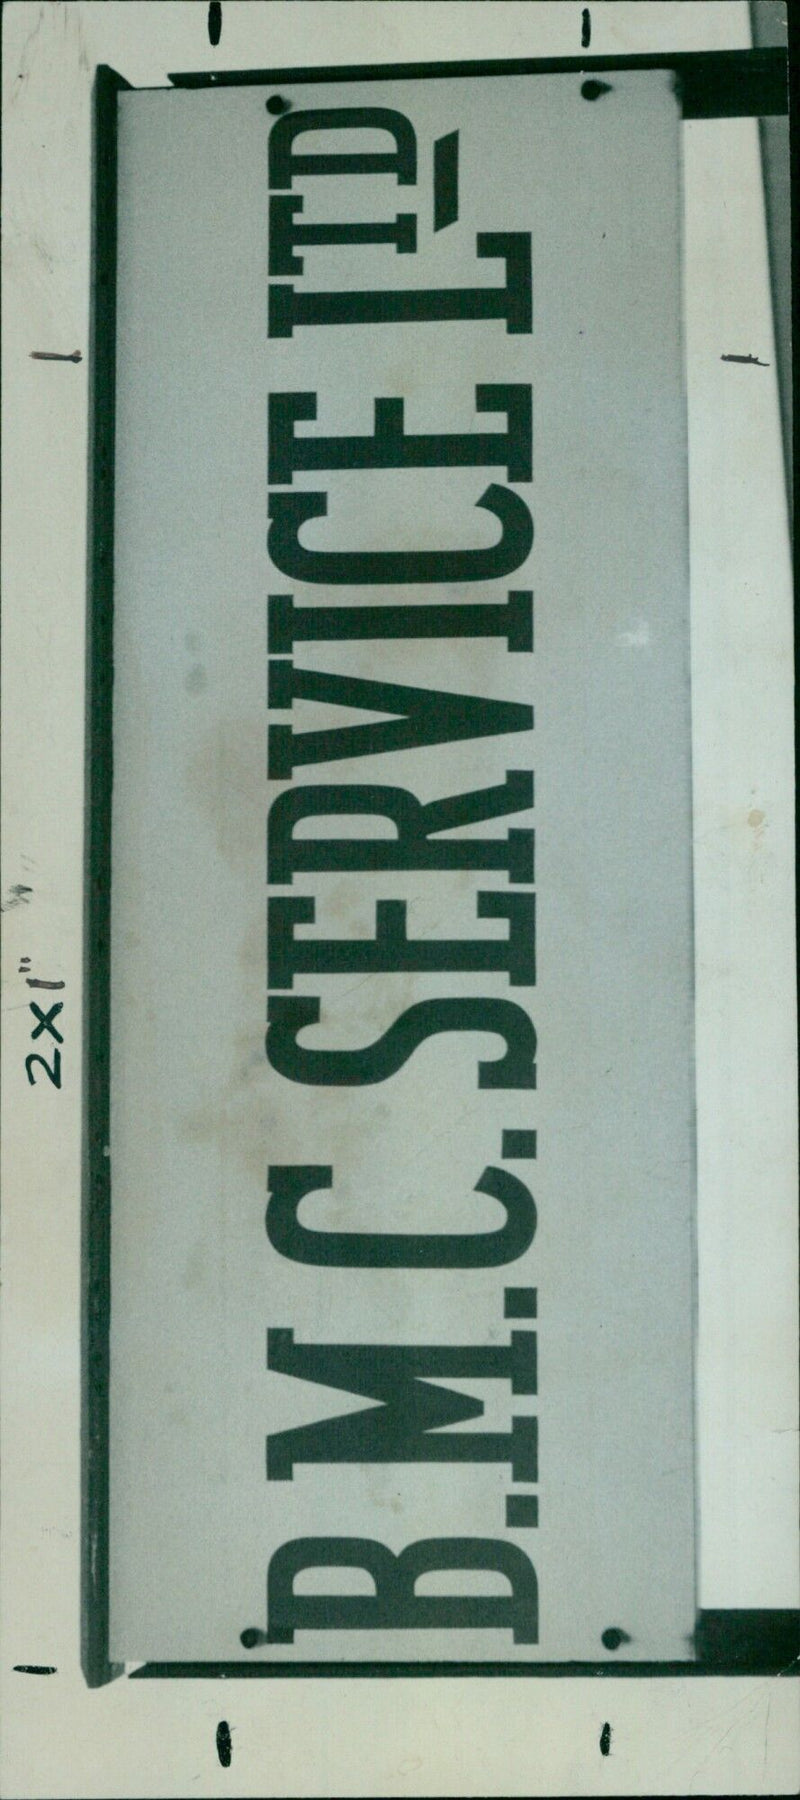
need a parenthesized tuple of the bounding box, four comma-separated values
(1, 1, 797, 1792)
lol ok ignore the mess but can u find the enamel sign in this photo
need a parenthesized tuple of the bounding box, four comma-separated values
(105, 67, 696, 1667)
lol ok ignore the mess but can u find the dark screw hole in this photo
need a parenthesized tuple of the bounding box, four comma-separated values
(601, 1626, 631, 1650)
(266, 94, 291, 114)
(581, 79, 613, 101)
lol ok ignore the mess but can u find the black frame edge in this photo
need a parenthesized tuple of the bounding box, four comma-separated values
(130, 1611, 800, 1682)
(82, 61, 131, 1692)
(165, 47, 788, 118)
(694, 1610, 800, 1673)
(130, 1609, 800, 1680)
(750, 2, 794, 523)
(128, 1663, 723, 1680)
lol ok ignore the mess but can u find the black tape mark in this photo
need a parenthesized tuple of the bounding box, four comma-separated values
(216, 1720, 233, 1768)
(30, 351, 82, 363)
(208, 2, 222, 47)
(14, 1665, 56, 1675)
(600, 1721, 612, 1756)
(26, 978, 65, 990)
(721, 353, 770, 366)
(581, 9, 591, 49)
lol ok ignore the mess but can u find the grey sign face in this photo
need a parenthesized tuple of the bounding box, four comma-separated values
(108, 69, 695, 1665)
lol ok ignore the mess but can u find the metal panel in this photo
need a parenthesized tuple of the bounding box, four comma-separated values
(106, 70, 696, 1665)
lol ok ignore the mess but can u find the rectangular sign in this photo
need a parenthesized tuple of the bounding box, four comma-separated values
(106, 68, 696, 1666)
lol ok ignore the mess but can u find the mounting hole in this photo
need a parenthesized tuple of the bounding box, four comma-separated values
(581, 79, 613, 101)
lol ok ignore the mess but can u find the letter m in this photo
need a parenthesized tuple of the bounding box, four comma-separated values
(266, 1327, 537, 1481)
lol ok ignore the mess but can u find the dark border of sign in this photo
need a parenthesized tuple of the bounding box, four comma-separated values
(83, 61, 131, 1693)
(165, 47, 788, 117)
(84, 52, 797, 1688)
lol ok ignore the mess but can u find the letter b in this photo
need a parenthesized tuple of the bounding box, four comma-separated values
(265, 1535, 538, 1644)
